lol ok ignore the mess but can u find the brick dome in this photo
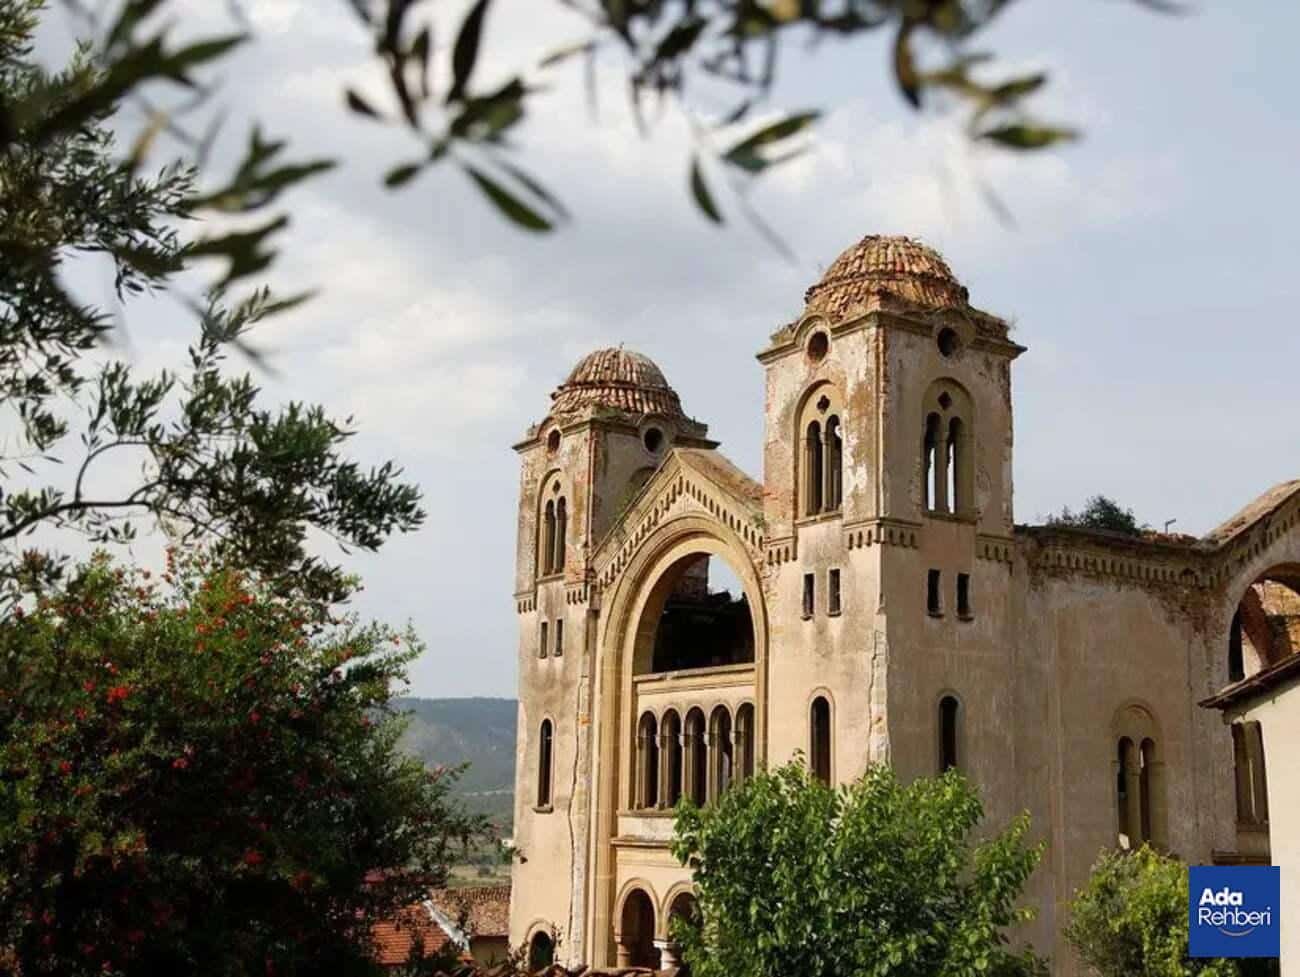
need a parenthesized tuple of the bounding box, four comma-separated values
(549, 347, 688, 420)
(804, 234, 970, 319)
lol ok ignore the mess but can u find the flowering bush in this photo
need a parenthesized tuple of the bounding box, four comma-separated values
(0, 551, 481, 976)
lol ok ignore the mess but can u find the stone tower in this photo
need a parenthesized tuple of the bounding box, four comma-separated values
(510, 348, 712, 960)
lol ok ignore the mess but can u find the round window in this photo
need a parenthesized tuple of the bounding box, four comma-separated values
(643, 427, 664, 453)
(546, 429, 561, 453)
(937, 327, 961, 358)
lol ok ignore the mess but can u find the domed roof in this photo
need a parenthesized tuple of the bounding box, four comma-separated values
(803, 234, 970, 318)
(549, 347, 688, 420)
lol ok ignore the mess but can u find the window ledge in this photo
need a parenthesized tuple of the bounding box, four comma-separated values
(795, 510, 843, 529)
(532, 804, 554, 815)
(927, 610, 944, 619)
(957, 613, 974, 622)
(536, 572, 565, 584)
(923, 509, 977, 525)
(801, 613, 814, 622)
(619, 808, 678, 818)
(828, 609, 842, 618)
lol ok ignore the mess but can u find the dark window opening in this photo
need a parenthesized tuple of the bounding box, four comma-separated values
(647, 555, 755, 673)
(937, 327, 960, 357)
(807, 331, 829, 362)
(939, 695, 960, 772)
(810, 696, 831, 784)
(554, 618, 564, 656)
(825, 415, 843, 512)
(643, 427, 664, 453)
(662, 711, 683, 807)
(539, 621, 548, 659)
(528, 932, 555, 970)
(1228, 608, 1245, 682)
(735, 703, 755, 782)
(947, 417, 962, 512)
(554, 497, 567, 570)
(957, 573, 971, 619)
(927, 569, 942, 616)
(805, 421, 824, 515)
(802, 573, 815, 619)
(542, 500, 556, 575)
(537, 720, 553, 808)
(685, 709, 707, 804)
(923, 413, 941, 512)
(637, 712, 659, 809)
(828, 569, 842, 616)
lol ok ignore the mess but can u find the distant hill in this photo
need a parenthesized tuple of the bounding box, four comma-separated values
(394, 697, 517, 829)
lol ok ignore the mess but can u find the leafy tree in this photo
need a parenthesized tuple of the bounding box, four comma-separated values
(1046, 495, 1145, 535)
(671, 762, 1047, 977)
(1065, 846, 1238, 977)
(0, 550, 484, 977)
(0, 0, 422, 608)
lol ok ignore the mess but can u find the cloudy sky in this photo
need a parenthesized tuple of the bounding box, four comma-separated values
(34, 1, 1300, 698)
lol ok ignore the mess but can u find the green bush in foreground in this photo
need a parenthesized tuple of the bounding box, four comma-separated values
(672, 762, 1046, 977)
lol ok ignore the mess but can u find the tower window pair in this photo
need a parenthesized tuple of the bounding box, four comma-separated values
(802, 569, 842, 619)
(926, 570, 972, 619)
(922, 382, 973, 516)
(539, 619, 564, 658)
(540, 488, 567, 577)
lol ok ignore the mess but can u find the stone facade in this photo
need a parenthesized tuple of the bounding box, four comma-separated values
(508, 234, 1300, 973)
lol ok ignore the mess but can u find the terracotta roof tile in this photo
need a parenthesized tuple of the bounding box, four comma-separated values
(550, 348, 688, 421)
(371, 903, 453, 967)
(430, 885, 511, 939)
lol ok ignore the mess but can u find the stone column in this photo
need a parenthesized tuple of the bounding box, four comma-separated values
(615, 936, 632, 968)
(656, 940, 681, 969)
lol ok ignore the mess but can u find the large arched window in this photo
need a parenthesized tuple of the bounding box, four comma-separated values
(661, 710, 683, 807)
(636, 711, 660, 809)
(528, 930, 555, 970)
(920, 380, 973, 516)
(1232, 721, 1270, 829)
(797, 385, 845, 518)
(537, 719, 554, 809)
(939, 695, 961, 772)
(617, 888, 659, 969)
(810, 696, 831, 784)
(641, 554, 754, 675)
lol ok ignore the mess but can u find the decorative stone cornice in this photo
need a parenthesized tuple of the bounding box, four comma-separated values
(844, 517, 922, 551)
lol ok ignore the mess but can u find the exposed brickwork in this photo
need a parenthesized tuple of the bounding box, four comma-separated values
(550, 348, 690, 421)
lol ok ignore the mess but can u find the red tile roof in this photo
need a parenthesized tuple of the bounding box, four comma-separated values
(430, 885, 511, 939)
(371, 903, 454, 968)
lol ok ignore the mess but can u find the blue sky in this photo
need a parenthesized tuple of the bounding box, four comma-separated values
(31, 1, 1300, 697)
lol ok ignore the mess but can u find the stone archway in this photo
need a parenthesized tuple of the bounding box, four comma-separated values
(616, 887, 658, 969)
(587, 513, 768, 966)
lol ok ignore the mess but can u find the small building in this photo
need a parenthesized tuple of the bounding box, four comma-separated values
(371, 902, 454, 971)
(509, 232, 1300, 973)
(429, 885, 512, 967)
(1202, 646, 1300, 973)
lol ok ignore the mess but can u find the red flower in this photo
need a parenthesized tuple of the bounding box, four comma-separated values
(106, 685, 130, 704)
(171, 757, 189, 770)
(242, 849, 264, 867)
(58, 760, 72, 776)
(248, 710, 261, 725)
(82, 680, 96, 694)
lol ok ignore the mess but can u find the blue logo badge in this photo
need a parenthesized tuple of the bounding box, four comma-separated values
(1189, 865, 1280, 958)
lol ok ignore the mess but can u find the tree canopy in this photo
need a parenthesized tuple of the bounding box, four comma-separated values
(0, 550, 482, 976)
(1045, 495, 1146, 535)
(671, 762, 1046, 977)
(0, 0, 422, 607)
(1066, 847, 1239, 977)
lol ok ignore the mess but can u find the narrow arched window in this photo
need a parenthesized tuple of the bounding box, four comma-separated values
(735, 703, 755, 782)
(923, 413, 941, 511)
(947, 417, 963, 512)
(825, 416, 843, 512)
(637, 712, 659, 809)
(661, 710, 683, 807)
(708, 707, 733, 801)
(554, 497, 567, 571)
(810, 696, 831, 784)
(939, 695, 960, 772)
(1116, 737, 1134, 847)
(1228, 608, 1245, 682)
(805, 421, 824, 516)
(684, 709, 707, 804)
(1139, 738, 1155, 843)
(537, 719, 554, 808)
(542, 500, 557, 575)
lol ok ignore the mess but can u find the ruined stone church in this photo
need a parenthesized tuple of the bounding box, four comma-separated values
(508, 234, 1300, 971)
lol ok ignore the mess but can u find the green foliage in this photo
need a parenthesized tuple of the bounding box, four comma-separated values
(1065, 847, 1237, 977)
(0, 551, 484, 977)
(1, 0, 1176, 244)
(0, 5, 423, 608)
(671, 762, 1047, 977)
(1046, 495, 1146, 535)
